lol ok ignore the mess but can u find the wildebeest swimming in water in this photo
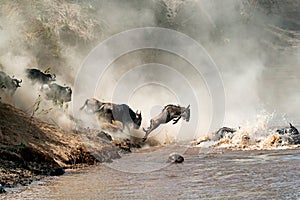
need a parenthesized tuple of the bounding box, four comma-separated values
(41, 83, 72, 107)
(26, 68, 56, 85)
(276, 123, 300, 145)
(0, 71, 22, 97)
(142, 104, 190, 142)
(211, 127, 237, 141)
(276, 123, 299, 135)
(80, 98, 142, 130)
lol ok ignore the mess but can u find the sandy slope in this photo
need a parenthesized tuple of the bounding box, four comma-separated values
(0, 101, 119, 188)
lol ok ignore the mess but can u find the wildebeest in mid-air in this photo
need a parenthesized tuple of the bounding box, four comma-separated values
(26, 68, 56, 85)
(142, 104, 190, 142)
(41, 83, 72, 107)
(0, 71, 22, 97)
(80, 98, 142, 131)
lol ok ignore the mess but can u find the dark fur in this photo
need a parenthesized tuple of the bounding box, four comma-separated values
(276, 123, 299, 135)
(26, 68, 56, 85)
(101, 103, 142, 130)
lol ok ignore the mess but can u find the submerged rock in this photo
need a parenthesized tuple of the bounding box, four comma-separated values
(167, 153, 184, 163)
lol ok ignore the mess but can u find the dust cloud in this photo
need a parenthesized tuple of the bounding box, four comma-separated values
(0, 0, 299, 142)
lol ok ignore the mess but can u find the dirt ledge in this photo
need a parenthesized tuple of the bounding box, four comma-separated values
(0, 102, 120, 191)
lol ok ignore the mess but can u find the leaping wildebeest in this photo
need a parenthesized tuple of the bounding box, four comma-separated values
(142, 104, 190, 142)
(0, 71, 22, 97)
(26, 68, 56, 85)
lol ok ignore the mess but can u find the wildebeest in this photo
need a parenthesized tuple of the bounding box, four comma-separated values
(276, 123, 300, 145)
(80, 98, 142, 130)
(276, 123, 299, 135)
(26, 68, 56, 85)
(142, 104, 190, 142)
(212, 127, 237, 141)
(0, 71, 22, 96)
(41, 83, 72, 106)
(79, 98, 105, 113)
(100, 103, 142, 130)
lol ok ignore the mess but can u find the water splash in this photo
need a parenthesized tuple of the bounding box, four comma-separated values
(194, 111, 300, 150)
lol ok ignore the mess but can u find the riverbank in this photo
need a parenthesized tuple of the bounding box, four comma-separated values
(0, 102, 121, 192)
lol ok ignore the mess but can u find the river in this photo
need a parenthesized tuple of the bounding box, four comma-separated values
(2, 144, 300, 200)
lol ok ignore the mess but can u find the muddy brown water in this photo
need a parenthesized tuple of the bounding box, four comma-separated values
(1, 144, 300, 200)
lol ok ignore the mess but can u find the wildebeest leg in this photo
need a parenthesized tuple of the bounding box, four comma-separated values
(172, 116, 181, 124)
(142, 119, 160, 142)
(123, 122, 132, 132)
(79, 100, 88, 110)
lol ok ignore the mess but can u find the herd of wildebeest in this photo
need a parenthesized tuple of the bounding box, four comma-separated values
(0, 68, 299, 144)
(0, 68, 190, 141)
(0, 68, 71, 106)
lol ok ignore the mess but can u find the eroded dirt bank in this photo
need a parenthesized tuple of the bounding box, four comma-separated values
(0, 102, 121, 191)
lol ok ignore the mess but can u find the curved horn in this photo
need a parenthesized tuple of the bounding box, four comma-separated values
(97, 104, 104, 112)
(52, 74, 56, 79)
(18, 79, 22, 83)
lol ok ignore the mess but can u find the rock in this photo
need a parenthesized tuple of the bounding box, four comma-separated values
(167, 153, 184, 163)
(0, 186, 6, 194)
(97, 131, 113, 141)
(49, 168, 65, 176)
(112, 139, 142, 154)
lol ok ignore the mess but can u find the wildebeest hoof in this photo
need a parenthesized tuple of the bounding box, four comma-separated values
(167, 153, 184, 163)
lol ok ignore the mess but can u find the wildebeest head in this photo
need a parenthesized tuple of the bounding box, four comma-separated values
(287, 123, 299, 135)
(12, 78, 22, 87)
(50, 73, 56, 81)
(0, 73, 22, 96)
(277, 123, 299, 135)
(133, 110, 142, 129)
(181, 105, 190, 122)
(44, 73, 56, 83)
